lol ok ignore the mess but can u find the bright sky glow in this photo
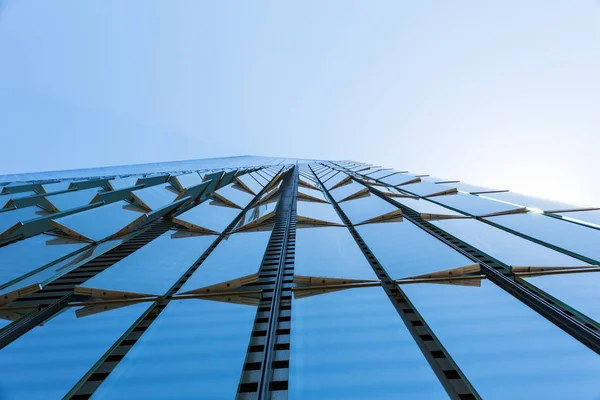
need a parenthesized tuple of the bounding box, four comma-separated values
(1, 1, 599, 206)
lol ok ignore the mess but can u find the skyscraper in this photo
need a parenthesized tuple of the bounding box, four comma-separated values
(0, 155, 599, 399)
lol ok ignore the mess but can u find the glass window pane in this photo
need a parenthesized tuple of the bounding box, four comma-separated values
(379, 173, 419, 187)
(288, 286, 447, 399)
(441, 182, 506, 194)
(78, 230, 216, 298)
(557, 210, 600, 228)
(364, 169, 397, 180)
(171, 172, 203, 191)
(178, 230, 271, 294)
(392, 197, 464, 219)
(0, 302, 150, 400)
(432, 218, 590, 269)
(213, 184, 255, 209)
(235, 202, 277, 230)
(44, 188, 99, 212)
(357, 221, 475, 279)
(295, 226, 376, 282)
(173, 201, 240, 234)
(401, 279, 600, 399)
(235, 174, 263, 195)
(338, 194, 401, 225)
(0, 238, 125, 303)
(329, 182, 368, 202)
(323, 172, 348, 190)
(131, 183, 179, 211)
(431, 193, 524, 217)
(1, 191, 37, 208)
(481, 191, 583, 212)
(399, 181, 456, 197)
(51, 200, 146, 242)
(486, 212, 600, 263)
(0, 234, 88, 288)
(40, 181, 71, 194)
(0, 206, 46, 236)
(296, 201, 343, 226)
(90, 299, 256, 400)
(298, 186, 328, 203)
(107, 177, 139, 191)
(523, 271, 600, 324)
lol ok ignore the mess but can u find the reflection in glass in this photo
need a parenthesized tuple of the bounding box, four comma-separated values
(401, 279, 600, 399)
(296, 201, 343, 226)
(295, 227, 376, 282)
(171, 172, 203, 191)
(432, 218, 590, 269)
(557, 210, 600, 228)
(431, 192, 524, 217)
(235, 174, 263, 195)
(44, 188, 99, 212)
(329, 182, 367, 203)
(173, 201, 240, 234)
(338, 195, 401, 225)
(481, 191, 582, 212)
(392, 197, 464, 219)
(399, 181, 456, 197)
(523, 271, 600, 324)
(0, 234, 88, 289)
(289, 287, 447, 399)
(357, 221, 476, 279)
(0, 206, 46, 236)
(213, 184, 255, 209)
(78, 230, 215, 298)
(51, 200, 146, 242)
(91, 299, 256, 400)
(178, 230, 271, 294)
(131, 183, 178, 211)
(0, 302, 150, 399)
(486, 212, 600, 263)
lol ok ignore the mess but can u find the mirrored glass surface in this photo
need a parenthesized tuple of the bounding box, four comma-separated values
(392, 197, 463, 219)
(380, 173, 418, 187)
(0, 302, 150, 400)
(172, 172, 203, 191)
(557, 210, 600, 228)
(401, 279, 600, 399)
(295, 227, 376, 281)
(296, 201, 343, 226)
(235, 174, 263, 195)
(329, 181, 367, 202)
(0, 234, 88, 289)
(51, 200, 146, 242)
(178, 230, 271, 293)
(365, 169, 397, 180)
(80, 230, 216, 297)
(441, 182, 505, 194)
(0, 206, 46, 235)
(249, 171, 269, 186)
(323, 172, 348, 189)
(356, 221, 475, 279)
(288, 286, 447, 399)
(431, 193, 523, 217)
(481, 191, 582, 212)
(107, 177, 139, 191)
(486, 213, 600, 263)
(213, 184, 255, 209)
(399, 181, 456, 197)
(90, 299, 256, 400)
(523, 271, 600, 324)
(236, 201, 277, 230)
(131, 183, 178, 211)
(173, 201, 240, 234)
(298, 186, 328, 203)
(1, 191, 37, 208)
(0, 239, 124, 299)
(44, 188, 99, 212)
(339, 194, 400, 225)
(432, 218, 590, 268)
(40, 181, 71, 194)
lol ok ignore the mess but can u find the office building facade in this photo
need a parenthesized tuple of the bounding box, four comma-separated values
(0, 155, 599, 399)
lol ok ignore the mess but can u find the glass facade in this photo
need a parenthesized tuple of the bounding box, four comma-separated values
(0, 156, 598, 399)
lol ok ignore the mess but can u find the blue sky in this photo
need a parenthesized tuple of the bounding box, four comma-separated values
(1, 1, 599, 205)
